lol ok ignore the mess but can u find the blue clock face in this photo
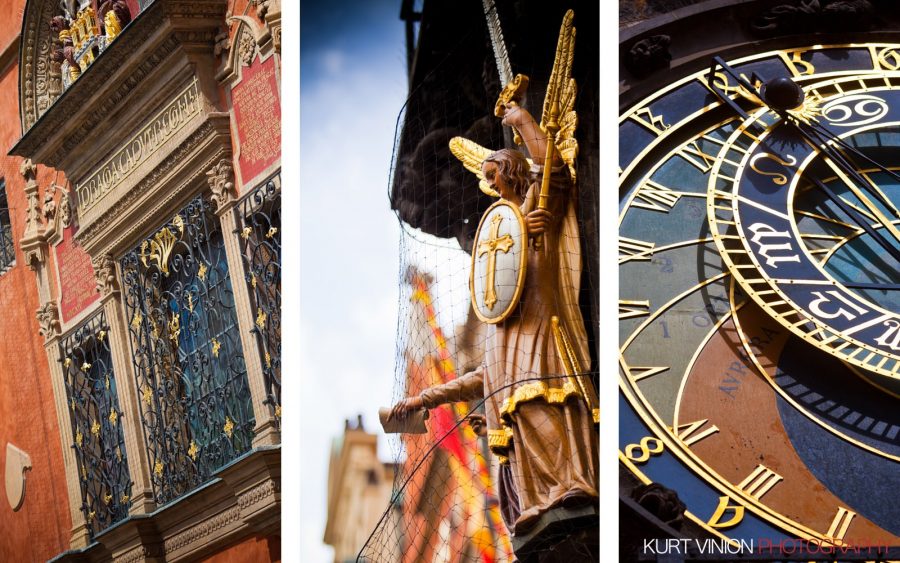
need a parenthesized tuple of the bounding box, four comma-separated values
(620, 45, 900, 550)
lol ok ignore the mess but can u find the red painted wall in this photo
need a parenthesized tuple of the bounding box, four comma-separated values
(0, 1, 72, 560)
(201, 535, 281, 563)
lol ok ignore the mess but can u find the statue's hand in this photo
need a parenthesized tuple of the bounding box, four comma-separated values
(467, 414, 488, 437)
(525, 209, 553, 236)
(388, 396, 424, 421)
(500, 102, 530, 128)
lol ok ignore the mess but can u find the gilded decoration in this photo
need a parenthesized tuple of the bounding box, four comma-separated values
(48, 1, 132, 92)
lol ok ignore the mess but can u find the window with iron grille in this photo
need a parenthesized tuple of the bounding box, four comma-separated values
(0, 181, 14, 272)
(120, 195, 255, 505)
(60, 310, 132, 538)
(238, 175, 281, 426)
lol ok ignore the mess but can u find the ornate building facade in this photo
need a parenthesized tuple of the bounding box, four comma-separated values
(1, 0, 281, 560)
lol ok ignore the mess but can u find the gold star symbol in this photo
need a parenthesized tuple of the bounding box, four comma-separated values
(188, 440, 199, 461)
(91, 420, 101, 436)
(108, 410, 118, 426)
(223, 416, 234, 438)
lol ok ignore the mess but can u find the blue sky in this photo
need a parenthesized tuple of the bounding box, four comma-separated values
(299, 1, 409, 560)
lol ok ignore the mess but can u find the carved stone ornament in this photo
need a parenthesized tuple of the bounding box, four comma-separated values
(751, 0, 874, 36)
(214, 29, 230, 58)
(206, 158, 235, 211)
(5, 443, 32, 512)
(42, 185, 57, 224)
(58, 189, 73, 228)
(631, 483, 686, 531)
(256, 0, 272, 19)
(239, 27, 256, 66)
(625, 35, 671, 79)
(36, 301, 61, 341)
(19, 158, 37, 183)
(93, 254, 118, 296)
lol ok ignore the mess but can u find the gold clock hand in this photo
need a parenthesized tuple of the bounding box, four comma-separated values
(819, 153, 900, 247)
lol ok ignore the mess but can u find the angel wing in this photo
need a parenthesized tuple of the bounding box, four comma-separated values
(541, 9, 578, 179)
(449, 137, 499, 197)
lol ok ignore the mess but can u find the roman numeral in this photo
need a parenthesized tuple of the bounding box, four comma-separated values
(673, 419, 720, 447)
(736, 464, 782, 500)
(618, 237, 655, 263)
(619, 300, 651, 320)
(679, 139, 719, 173)
(825, 506, 856, 543)
(632, 180, 681, 213)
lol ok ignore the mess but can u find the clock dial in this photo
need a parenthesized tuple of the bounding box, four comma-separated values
(620, 44, 900, 547)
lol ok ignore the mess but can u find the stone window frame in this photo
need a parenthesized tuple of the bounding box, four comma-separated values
(17, 1, 282, 557)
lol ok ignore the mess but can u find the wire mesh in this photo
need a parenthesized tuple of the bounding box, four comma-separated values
(359, 3, 599, 561)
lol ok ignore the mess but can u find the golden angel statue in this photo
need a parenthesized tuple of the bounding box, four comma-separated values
(390, 10, 597, 538)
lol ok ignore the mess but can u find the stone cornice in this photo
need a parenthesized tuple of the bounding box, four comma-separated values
(12, 0, 226, 167)
(74, 113, 231, 258)
(49, 447, 280, 563)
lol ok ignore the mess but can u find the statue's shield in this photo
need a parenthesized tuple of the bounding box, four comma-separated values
(470, 200, 527, 324)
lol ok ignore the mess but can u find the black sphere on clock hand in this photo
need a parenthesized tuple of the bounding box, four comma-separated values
(761, 76, 805, 111)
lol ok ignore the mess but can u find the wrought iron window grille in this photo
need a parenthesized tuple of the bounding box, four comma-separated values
(237, 174, 281, 427)
(0, 181, 15, 273)
(60, 309, 132, 538)
(120, 195, 255, 506)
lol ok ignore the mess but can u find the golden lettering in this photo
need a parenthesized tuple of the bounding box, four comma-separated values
(708, 496, 745, 529)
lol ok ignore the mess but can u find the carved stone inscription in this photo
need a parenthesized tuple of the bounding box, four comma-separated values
(56, 225, 100, 322)
(232, 56, 280, 184)
(77, 80, 202, 213)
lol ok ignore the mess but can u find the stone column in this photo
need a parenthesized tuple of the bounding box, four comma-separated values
(93, 254, 157, 515)
(208, 159, 280, 446)
(38, 302, 92, 548)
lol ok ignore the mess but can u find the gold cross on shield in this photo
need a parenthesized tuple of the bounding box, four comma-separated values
(478, 213, 514, 310)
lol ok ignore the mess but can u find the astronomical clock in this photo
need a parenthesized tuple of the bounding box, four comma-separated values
(619, 39, 900, 554)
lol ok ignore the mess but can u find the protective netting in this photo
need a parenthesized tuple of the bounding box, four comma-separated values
(358, 3, 599, 561)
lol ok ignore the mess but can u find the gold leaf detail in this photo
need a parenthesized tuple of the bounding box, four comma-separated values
(88, 510, 95, 521)
(168, 312, 180, 341)
(223, 416, 234, 438)
(251, 273, 257, 288)
(104, 493, 112, 505)
(198, 262, 208, 280)
(131, 311, 143, 329)
(211, 338, 221, 357)
(140, 224, 181, 276)
(91, 420, 101, 436)
(265, 227, 278, 239)
(256, 309, 266, 329)
(120, 494, 129, 504)
(105, 375, 110, 390)
(275, 405, 281, 418)
(81, 362, 91, 372)
(81, 465, 87, 480)
(188, 440, 199, 461)
(108, 409, 118, 426)
(241, 226, 252, 239)
(142, 385, 152, 405)
(116, 447, 122, 462)
(75, 430, 83, 447)
(97, 330, 106, 342)
(154, 460, 163, 477)
(64, 357, 72, 368)
(186, 293, 194, 313)
(264, 351, 271, 368)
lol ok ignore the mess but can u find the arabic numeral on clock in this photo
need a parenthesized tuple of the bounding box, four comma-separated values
(809, 290, 868, 321)
(747, 223, 801, 268)
(875, 320, 900, 350)
(624, 436, 664, 464)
